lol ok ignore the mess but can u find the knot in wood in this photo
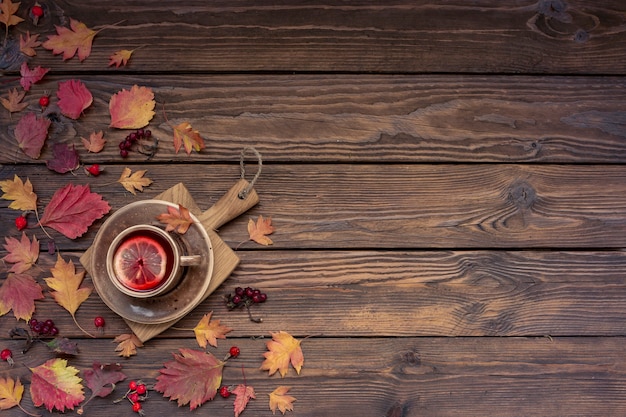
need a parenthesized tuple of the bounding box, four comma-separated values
(538, 0, 571, 23)
(401, 349, 421, 366)
(508, 181, 536, 210)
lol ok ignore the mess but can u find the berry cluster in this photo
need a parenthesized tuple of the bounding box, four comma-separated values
(1, 348, 13, 366)
(228, 286, 268, 307)
(28, 318, 59, 337)
(118, 128, 153, 158)
(121, 380, 148, 415)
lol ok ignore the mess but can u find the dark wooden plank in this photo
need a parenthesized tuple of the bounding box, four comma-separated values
(3, 1, 626, 74)
(2, 163, 626, 249)
(1, 74, 626, 163)
(2, 337, 625, 416)
(2, 250, 626, 339)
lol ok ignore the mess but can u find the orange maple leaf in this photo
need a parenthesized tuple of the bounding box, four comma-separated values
(117, 167, 153, 195)
(42, 18, 99, 61)
(114, 333, 144, 357)
(109, 85, 155, 129)
(44, 255, 93, 337)
(248, 215, 275, 246)
(30, 358, 84, 412)
(157, 204, 194, 234)
(81, 130, 106, 153)
(0, 175, 37, 211)
(108, 49, 134, 68)
(269, 386, 296, 415)
(192, 311, 233, 348)
(19, 31, 41, 57)
(0, 1, 24, 36)
(0, 377, 37, 416)
(172, 121, 206, 155)
(260, 331, 304, 377)
(233, 384, 256, 417)
(1, 88, 28, 113)
(0, 273, 44, 321)
(2, 232, 39, 273)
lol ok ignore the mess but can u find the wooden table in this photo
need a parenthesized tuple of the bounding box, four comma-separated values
(2, 1, 626, 416)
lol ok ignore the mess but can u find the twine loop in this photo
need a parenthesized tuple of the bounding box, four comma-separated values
(238, 147, 262, 199)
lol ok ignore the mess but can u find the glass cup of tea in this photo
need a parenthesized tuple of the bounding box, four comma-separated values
(106, 224, 202, 298)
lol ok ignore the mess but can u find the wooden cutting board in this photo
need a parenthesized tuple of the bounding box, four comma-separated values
(80, 180, 258, 342)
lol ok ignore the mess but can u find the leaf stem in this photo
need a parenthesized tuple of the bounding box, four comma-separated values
(73, 315, 96, 338)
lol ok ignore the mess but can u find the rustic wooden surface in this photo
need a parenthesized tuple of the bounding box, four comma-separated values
(1, 1, 626, 416)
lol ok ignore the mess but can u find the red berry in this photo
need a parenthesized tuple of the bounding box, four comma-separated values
(1, 348, 12, 361)
(132, 402, 142, 413)
(38, 95, 50, 107)
(229, 346, 240, 358)
(94, 316, 105, 328)
(86, 164, 101, 176)
(136, 384, 147, 395)
(219, 386, 231, 398)
(15, 215, 27, 231)
(128, 392, 139, 403)
(120, 149, 129, 158)
(31, 5, 44, 17)
(128, 380, 138, 391)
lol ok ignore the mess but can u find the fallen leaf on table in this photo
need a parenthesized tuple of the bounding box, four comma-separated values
(260, 331, 304, 377)
(192, 311, 233, 348)
(14, 112, 50, 159)
(0, 273, 44, 321)
(46, 143, 80, 174)
(81, 130, 106, 153)
(157, 204, 194, 234)
(172, 121, 206, 155)
(248, 215, 275, 246)
(1, 88, 28, 113)
(57, 79, 93, 119)
(42, 18, 98, 61)
(20, 31, 41, 56)
(155, 348, 224, 410)
(108, 49, 134, 68)
(45, 255, 93, 336)
(19, 62, 49, 92)
(39, 183, 110, 239)
(2, 232, 39, 273)
(114, 333, 144, 357)
(80, 362, 126, 413)
(233, 384, 256, 417)
(46, 337, 79, 356)
(269, 386, 296, 415)
(117, 167, 153, 195)
(0, 175, 38, 211)
(0, 0, 24, 31)
(109, 85, 155, 129)
(0, 377, 32, 416)
(30, 358, 84, 412)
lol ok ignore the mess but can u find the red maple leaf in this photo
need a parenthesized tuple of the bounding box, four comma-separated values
(0, 273, 44, 321)
(232, 384, 256, 417)
(39, 184, 110, 239)
(2, 232, 39, 273)
(19, 62, 49, 91)
(14, 112, 50, 159)
(29, 358, 84, 412)
(155, 348, 224, 410)
(57, 79, 93, 120)
(79, 362, 126, 414)
(46, 143, 80, 173)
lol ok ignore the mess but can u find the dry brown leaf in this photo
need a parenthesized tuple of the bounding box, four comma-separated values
(1, 88, 28, 113)
(108, 49, 134, 68)
(19, 31, 41, 57)
(260, 331, 304, 377)
(42, 18, 97, 61)
(248, 215, 275, 246)
(157, 204, 194, 234)
(269, 386, 296, 415)
(0, 175, 38, 211)
(192, 312, 233, 348)
(114, 333, 144, 357)
(172, 121, 206, 155)
(81, 131, 106, 153)
(117, 167, 153, 195)
(0, 0, 24, 31)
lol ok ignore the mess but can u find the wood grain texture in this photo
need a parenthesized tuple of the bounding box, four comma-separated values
(2, 1, 626, 74)
(1, 74, 625, 163)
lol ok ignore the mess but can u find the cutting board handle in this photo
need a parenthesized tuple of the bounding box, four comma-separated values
(198, 179, 259, 229)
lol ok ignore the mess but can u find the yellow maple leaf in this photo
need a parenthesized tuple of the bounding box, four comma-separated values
(42, 18, 97, 61)
(0, 0, 24, 32)
(260, 331, 304, 377)
(157, 204, 194, 234)
(81, 130, 106, 153)
(172, 121, 206, 155)
(108, 49, 134, 68)
(117, 167, 153, 195)
(19, 31, 41, 57)
(114, 333, 144, 357)
(109, 85, 156, 129)
(193, 311, 233, 348)
(0, 175, 38, 211)
(0, 377, 27, 413)
(30, 358, 84, 412)
(1, 88, 28, 113)
(268, 386, 296, 415)
(248, 215, 275, 246)
(45, 255, 93, 337)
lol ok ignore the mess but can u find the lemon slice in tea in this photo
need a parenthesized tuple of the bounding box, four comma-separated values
(113, 232, 173, 291)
